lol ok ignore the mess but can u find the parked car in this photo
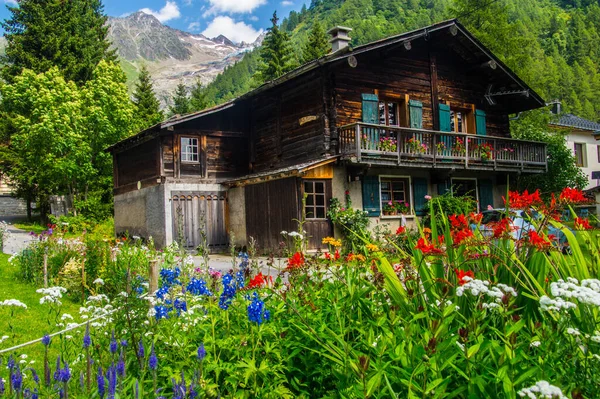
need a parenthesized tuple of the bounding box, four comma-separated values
(472, 209, 572, 252)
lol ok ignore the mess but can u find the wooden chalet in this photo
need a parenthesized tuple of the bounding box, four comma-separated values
(108, 19, 548, 251)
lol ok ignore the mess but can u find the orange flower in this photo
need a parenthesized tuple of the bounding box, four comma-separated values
(415, 238, 444, 255)
(528, 231, 552, 250)
(449, 214, 469, 230)
(574, 217, 592, 230)
(248, 272, 272, 288)
(469, 212, 483, 224)
(507, 189, 543, 209)
(559, 187, 587, 204)
(396, 226, 406, 235)
(287, 252, 305, 270)
(492, 218, 512, 238)
(452, 228, 474, 245)
(455, 269, 474, 285)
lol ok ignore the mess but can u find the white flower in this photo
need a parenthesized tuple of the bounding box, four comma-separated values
(280, 231, 288, 235)
(61, 313, 74, 321)
(539, 296, 576, 312)
(66, 335, 73, 340)
(517, 380, 567, 398)
(20, 354, 28, 359)
(566, 327, 581, 336)
(1, 299, 27, 309)
(93, 278, 104, 285)
(530, 341, 541, 348)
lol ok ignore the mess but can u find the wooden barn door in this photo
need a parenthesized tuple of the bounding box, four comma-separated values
(171, 192, 228, 251)
(303, 179, 333, 250)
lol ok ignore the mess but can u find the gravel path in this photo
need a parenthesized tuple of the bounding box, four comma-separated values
(2, 217, 37, 255)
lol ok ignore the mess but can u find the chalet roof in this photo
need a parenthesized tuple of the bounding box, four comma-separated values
(549, 113, 600, 133)
(225, 156, 339, 186)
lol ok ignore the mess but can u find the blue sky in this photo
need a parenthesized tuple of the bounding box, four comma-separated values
(0, 0, 308, 43)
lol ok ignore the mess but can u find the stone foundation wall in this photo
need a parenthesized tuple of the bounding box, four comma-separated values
(0, 196, 28, 216)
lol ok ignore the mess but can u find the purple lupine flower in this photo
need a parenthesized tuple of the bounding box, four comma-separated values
(135, 379, 139, 399)
(116, 350, 125, 377)
(31, 388, 39, 399)
(59, 361, 71, 383)
(0, 376, 4, 394)
(197, 343, 206, 361)
(41, 335, 51, 346)
(7, 355, 15, 370)
(97, 366, 105, 399)
(109, 331, 118, 354)
(120, 339, 128, 348)
(29, 368, 40, 384)
(189, 383, 198, 399)
(107, 363, 117, 399)
(137, 340, 145, 358)
(83, 323, 91, 349)
(148, 344, 157, 370)
(11, 365, 23, 391)
(53, 356, 61, 381)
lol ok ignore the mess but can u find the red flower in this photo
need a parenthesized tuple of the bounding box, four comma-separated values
(287, 252, 305, 270)
(334, 250, 340, 260)
(449, 214, 468, 230)
(415, 238, 444, 255)
(469, 212, 483, 224)
(559, 187, 587, 204)
(575, 217, 592, 230)
(452, 228, 474, 245)
(528, 231, 552, 250)
(396, 226, 406, 235)
(248, 272, 272, 288)
(455, 269, 474, 285)
(492, 218, 512, 238)
(506, 189, 543, 209)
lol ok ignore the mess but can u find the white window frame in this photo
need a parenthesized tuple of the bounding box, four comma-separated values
(181, 137, 199, 163)
(379, 175, 414, 218)
(451, 177, 480, 211)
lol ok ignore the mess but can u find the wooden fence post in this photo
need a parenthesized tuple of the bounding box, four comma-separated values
(149, 259, 159, 296)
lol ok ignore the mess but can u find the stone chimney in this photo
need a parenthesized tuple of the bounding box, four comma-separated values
(551, 100, 562, 115)
(328, 26, 352, 53)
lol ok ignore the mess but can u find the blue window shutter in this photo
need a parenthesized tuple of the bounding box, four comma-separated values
(475, 109, 486, 136)
(409, 99, 423, 129)
(362, 93, 379, 124)
(362, 175, 380, 216)
(412, 178, 428, 216)
(437, 180, 450, 195)
(478, 179, 494, 210)
(439, 103, 451, 132)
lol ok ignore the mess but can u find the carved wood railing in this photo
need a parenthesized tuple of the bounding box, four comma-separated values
(338, 123, 547, 172)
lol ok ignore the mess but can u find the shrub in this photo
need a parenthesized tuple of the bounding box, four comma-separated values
(327, 196, 370, 251)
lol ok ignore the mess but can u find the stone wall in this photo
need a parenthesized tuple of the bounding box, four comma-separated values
(227, 186, 246, 247)
(114, 185, 167, 247)
(0, 195, 27, 216)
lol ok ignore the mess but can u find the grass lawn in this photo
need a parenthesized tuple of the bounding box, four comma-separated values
(14, 221, 47, 234)
(0, 252, 81, 363)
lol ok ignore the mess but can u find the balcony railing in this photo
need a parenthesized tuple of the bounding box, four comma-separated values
(338, 123, 547, 173)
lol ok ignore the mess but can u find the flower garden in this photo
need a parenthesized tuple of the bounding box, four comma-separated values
(0, 187, 599, 398)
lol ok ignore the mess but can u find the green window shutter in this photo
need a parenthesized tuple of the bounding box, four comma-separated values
(362, 176, 380, 216)
(475, 109, 486, 136)
(362, 93, 379, 124)
(478, 179, 494, 211)
(437, 180, 450, 196)
(409, 99, 423, 129)
(412, 178, 428, 216)
(439, 103, 451, 132)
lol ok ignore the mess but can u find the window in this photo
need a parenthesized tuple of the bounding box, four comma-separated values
(379, 101, 399, 126)
(181, 137, 199, 162)
(451, 178, 478, 202)
(574, 143, 585, 167)
(380, 178, 411, 213)
(443, 103, 475, 134)
(304, 181, 327, 219)
(597, 145, 600, 163)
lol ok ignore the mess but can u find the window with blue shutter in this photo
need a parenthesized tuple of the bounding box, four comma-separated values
(475, 109, 486, 136)
(362, 175, 380, 216)
(437, 180, 450, 196)
(412, 178, 429, 216)
(409, 99, 423, 129)
(478, 179, 494, 211)
(439, 103, 451, 132)
(362, 94, 379, 124)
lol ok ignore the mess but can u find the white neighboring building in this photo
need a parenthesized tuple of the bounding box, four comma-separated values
(550, 113, 600, 190)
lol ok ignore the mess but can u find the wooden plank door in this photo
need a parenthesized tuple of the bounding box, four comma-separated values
(303, 180, 333, 249)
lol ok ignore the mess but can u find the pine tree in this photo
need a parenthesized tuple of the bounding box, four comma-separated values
(169, 82, 190, 116)
(1, 0, 116, 84)
(255, 12, 297, 82)
(133, 65, 163, 129)
(189, 79, 209, 112)
(302, 21, 330, 63)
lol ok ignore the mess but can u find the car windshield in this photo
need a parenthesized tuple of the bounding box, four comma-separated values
(481, 211, 503, 224)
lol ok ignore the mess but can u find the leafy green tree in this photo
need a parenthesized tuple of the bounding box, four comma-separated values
(133, 65, 163, 129)
(189, 79, 209, 112)
(302, 21, 330, 63)
(169, 82, 190, 116)
(1, 0, 116, 84)
(255, 12, 297, 82)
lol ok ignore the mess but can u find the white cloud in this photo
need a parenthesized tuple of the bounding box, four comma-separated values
(202, 16, 263, 43)
(203, 0, 267, 16)
(248, 15, 259, 21)
(4, 0, 17, 5)
(139, 1, 181, 22)
(183, 0, 193, 5)
(281, 0, 293, 5)
(188, 21, 201, 31)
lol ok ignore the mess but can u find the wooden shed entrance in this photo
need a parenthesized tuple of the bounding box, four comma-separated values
(171, 192, 228, 251)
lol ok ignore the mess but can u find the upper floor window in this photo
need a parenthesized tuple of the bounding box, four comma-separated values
(379, 101, 399, 126)
(181, 137, 199, 162)
(574, 143, 586, 167)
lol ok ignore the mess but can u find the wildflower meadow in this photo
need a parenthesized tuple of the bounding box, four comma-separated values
(0, 187, 599, 398)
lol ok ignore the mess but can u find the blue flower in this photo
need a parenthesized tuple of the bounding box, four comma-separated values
(247, 292, 270, 325)
(53, 356, 61, 381)
(0, 375, 4, 394)
(174, 298, 187, 315)
(137, 340, 145, 358)
(41, 335, 51, 346)
(154, 305, 170, 320)
(11, 365, 23, 392)
(160, 267, 181, 286)
(238, 252, 249, 271)
(59, 361, 71, 383)
(7, 355, 15, 370)
(117, 351, 125, 377)
(155, 285, 170, 300)
(83, 323, 91, 349)
(186, 278, 213, 296)
(197, 343, 206, 361)
(120, 339, 128, 348)
(107, 363, 117, 399)
(219, 273, 238, 310)
(235, 270, 245, 289)
(29, 368, 39, 384)
(149, 344, 158, 370)
(97, 366, 105, 399)
(109, 330, 118, 354)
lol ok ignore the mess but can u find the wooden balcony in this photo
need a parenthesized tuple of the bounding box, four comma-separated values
(338, 123, 547, 173)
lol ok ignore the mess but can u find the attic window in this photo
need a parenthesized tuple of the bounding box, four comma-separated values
(181, 137, 199, 162)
